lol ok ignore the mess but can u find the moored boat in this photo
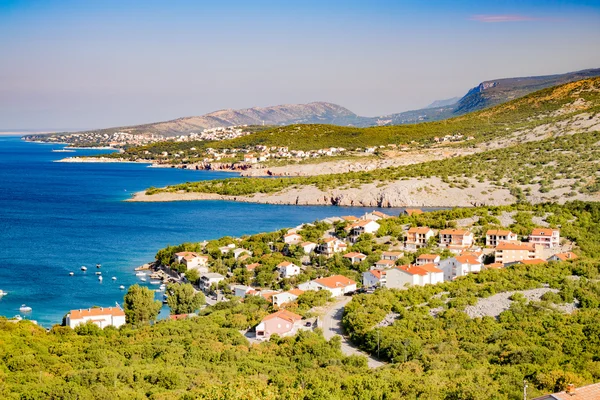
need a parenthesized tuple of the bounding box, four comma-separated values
(150, 280, 161, 285)
(69, 272, 74, 276)
(19, 304, 32, 312)
(96, 264, 101, 268)
(119, 285, 125, 290)
(81, 266, 87, 271)
(111, 276, 117, 280)
(0, 290, 7, 296)
(98, 276, 103, 281)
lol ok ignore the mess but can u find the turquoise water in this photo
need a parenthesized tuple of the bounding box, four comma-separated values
(0, 137, 411, 326)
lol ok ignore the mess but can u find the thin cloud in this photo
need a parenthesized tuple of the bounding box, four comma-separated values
(470, 14, 537, 23)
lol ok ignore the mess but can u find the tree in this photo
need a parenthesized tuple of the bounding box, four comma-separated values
(185, 268, 200, 285)
(166, 283, 206, 315)
(123, 284, 162, 325)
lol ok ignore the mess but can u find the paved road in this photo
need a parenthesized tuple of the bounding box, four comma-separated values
(321, 297, 386, 369)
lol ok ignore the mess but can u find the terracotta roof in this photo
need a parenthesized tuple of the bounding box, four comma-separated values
(552, 252, 578, 261)
(169, 314, 190, 320)
(300, 241, 316, 247)
(440, 228, 470, 235)
(486, 229, 513, 236)
(277, 261, 296, 268)
(376, 259, 396, 266)
(261, 292, 277, 301)
(535, 382, 600, 399)
(485, 263, 504, 269)
(417, 254, 439, 260)
(175, 251, 199, 257)
(284, 232, 301, 238)
(351, 220, 378, 228)
(404, 209, 423, 216)
(369, 269, 387, 279)
(238, 254, 250, 261)
(315, 275, 356, 288)
(496, 241, 535, 251)
(342, 215, 359, 222)
(454, 255, 481, 265)
(69, 307, 124, 319)
(418, 263, 443, 273)
(460, 250, 483, 258)
(407, 227, 433, 234)
(531, 228, 559, 236)
(287, 289, 304, 296)
(397, 265, 428, 276)
(372, 211, 390, 218)
(323, 237, 337, 243)
(383, 251, 404, 257)
(262, 309, 302, 324)
(246, 263, 260, 270)
(520, 259, 546, 265)
(343, 252, 367, 259)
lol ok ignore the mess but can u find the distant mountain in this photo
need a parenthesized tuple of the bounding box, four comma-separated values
(381, 68, 600, 125)
(424, 97, 461, 109)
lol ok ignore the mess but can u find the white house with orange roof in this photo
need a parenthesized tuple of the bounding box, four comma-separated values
(460, 250, 484, 264)
(416, 253, 440, 265)
(381, 251, 404, 261)
(485, 229, 518, 247)
(405, 227, 434, 250)
(66, 306, 126, 329)
(277, 261, 301, 278)
(343, 252, 367, 264)
(419, 263, 444, 285)
(363, 210, 391, 221)
(174, 252, 209, 272)
(362, 269, 386, 288)
(299, 241, 317, 254)
(439, 255, 482, 281)
(494, 241, 543, 265)
(245, 262, 260, 272)
(317, 238, 347, 256)
(272, 289, 304, 307)
(255, 309, 303, 340)
(374, 259, 396, 269)
(547, 252, 578, 262)
(283, 232, 303, 245)
(529, 228, 560, 249)
(341, 215, 360, 223)
(439, 229, 474, 251)
(385, 265, 428, 288)
(298, 275, 357, 297)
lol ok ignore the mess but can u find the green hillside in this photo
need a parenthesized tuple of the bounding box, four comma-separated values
(117, 77, 600, 160)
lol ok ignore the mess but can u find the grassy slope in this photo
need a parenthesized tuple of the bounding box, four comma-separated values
(147, 78, 600, 197)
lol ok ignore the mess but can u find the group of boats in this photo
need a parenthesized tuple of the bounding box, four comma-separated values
(72, 264, 125, 290)
(0, 288, 33, 314)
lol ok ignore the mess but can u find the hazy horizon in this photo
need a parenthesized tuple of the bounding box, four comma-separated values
(2, 0, 600, 130)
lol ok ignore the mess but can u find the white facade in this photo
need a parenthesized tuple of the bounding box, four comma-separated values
(439, 256, 482, 281)
(529, 228, 560, 249)
(277, 262, 301, 278)
(66, 307, 126, 329)
(362, 270, 386, 288)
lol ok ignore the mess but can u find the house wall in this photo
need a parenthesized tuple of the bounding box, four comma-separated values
(385, 269, 418, 289)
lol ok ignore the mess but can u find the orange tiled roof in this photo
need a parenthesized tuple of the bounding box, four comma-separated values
(382, 251, 404, 257)
(531, 228, 558, 236)
(520, 259, 546, 265)
(439, 229, 470, 235)
(343, 252, 367, 259)
(287, 289, 304, 296)
(537, 382, 600, 399)
(553, 252, 578, 261)
(372, 211, 390, 218)
(376, 259, 396, 266)
(496, 241, 535, 251)
(454, 255, 481, 265)
(418, 263, 443, 273)
(369, 269, 387, 279)
(485, 263, 504, 269)
(405, 209, 423, 216)
(284, 232, 301, 238)
(69, 307, 124, 319)
(397, 265, 428, 276)
(315, 275, 356, 288)
(246, 263, 260, 270)
(417, 253, 439, 260)
(342, 215, 359, 222)
(277, 261, 295, 268)
(407, 227, 432, 234)
(262, 309, 302, 324)
(486, 229, 513, 236)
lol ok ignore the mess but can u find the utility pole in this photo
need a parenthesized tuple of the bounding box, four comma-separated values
(523, 380, 528, 400)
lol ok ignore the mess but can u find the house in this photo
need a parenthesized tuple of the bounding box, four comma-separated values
(237, 254, 251, 263)
(460, 250, 484, 263)
(299, 241, 317, 254)
(199, 273, 225, 291)
(363, 210, 391, 221)
(283, 232, 303, 245)
(174, 252, 209, 272)
(219, 244, 236, 254)
(548, 252, 578, 262)
(484, 262, 504, 270)
(232, 285, 254, 298)
(403, 208, 423, 216)
(65, 306, 126, 329)
(245, 262, 260, 272)
(374, 259, 396, 269)
(439, 255, 482, 281)
(317, 238, 347, 256)
(381, 251, 404, 261)
(494, 241, 543, 265)
(518, 258, 546, 265)
(485, 229, 518, 247)
(416, 254, 440, 265)
(418, 263, 444, 285)
(385, 265, 428, 288)
(272, 289, 304, 307)
(439, 229, 474, 251)
(341, 215, 360, 222)
(533, 382, 600, 399)
(346, 220, 380, 238)
(529, 228, 560, 249)
(405, 227, 434, 250)
(362, 269, 386, 288)
(233, 248, 252, 260)
(255, 309, 303, 340)
(343, 252, 367, 264)
(277, 261, 301, 278)
(298, 275, 357, 297)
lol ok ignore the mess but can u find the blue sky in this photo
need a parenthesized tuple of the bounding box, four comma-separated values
(1, 0, 599, 130)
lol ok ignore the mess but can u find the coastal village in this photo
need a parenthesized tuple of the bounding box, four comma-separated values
(65, 207, 578, 344)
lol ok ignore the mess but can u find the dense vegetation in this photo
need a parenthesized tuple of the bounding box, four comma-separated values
(120, 78, 599, 159)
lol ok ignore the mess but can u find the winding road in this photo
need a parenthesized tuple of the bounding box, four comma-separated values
(321, 297, 386, 369)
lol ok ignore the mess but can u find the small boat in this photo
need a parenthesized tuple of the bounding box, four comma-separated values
(96, 264, 101, 269)
(111, 277, 117, 281)
(19, 304, 32, 312)
(95, 271, 101, 275)
(98, 276, 103, 281)
(155, 289, 162, 293)
(81, 266, 87, 271)
(119, 285, 125, 290)
(135, 272, 146, 276)
(69, 272, 74, 276)
(150, 280, 161, 285)
(51, 149, 75, 153)
(0, 290, 7, 296)
(140, 277, 147, 282)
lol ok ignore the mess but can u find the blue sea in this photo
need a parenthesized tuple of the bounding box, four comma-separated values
(0, 136, 413, 326)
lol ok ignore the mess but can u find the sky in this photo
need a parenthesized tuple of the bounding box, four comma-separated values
(1, 0, 599, 130)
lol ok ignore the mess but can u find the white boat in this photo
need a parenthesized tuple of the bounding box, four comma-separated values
(19, 304, 32, 312)
(140, 277, 147, 282)
(111, 277, 117, 280)
(81, 266, 87, 271)
(96, 264, 101, 269)
(150, 280, 161, 285)
(51, 149, 75, 153)
(0, 290, 7, 296)
(135, 272, 146, 276)
(95, 271, 102, 275)
(69, 272, 74, 276)
(98, 276, 103, 281)
(119, 285, 125, 290)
